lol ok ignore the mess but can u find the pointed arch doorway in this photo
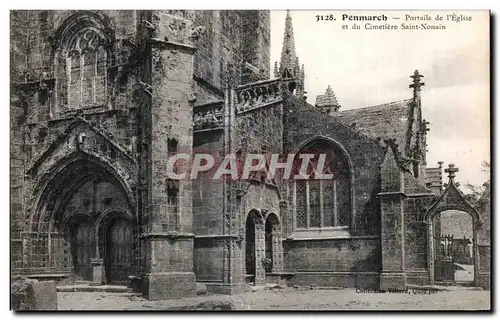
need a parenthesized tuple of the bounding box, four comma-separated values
(31, 155, 137, 284)
(424, 164, 482, 287)
(244, 210, 284, 285)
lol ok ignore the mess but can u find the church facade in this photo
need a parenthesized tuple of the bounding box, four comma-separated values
(10, 10, 490, 301)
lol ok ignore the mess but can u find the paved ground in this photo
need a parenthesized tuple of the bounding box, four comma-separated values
(57, 287, 491, 311)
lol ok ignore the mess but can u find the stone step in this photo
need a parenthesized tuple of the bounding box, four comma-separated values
(57, 284, 138, 294)
(74, 280, 91, 285)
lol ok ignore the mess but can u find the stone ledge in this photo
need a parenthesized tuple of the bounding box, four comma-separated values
(293, 271, 380, 275)
(193, 127, 224, 133)
(56, 284, 136, 293)
(266, 272, 296, 276)
(377, 191, 407, 197)
(195, 234, 241, 240)
(150, 38, 197, 53)
(140, 232, 195, 239)
(24, 273, 70, 279)
(286, 230, 381, 241)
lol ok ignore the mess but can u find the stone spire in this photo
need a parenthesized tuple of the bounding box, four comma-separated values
(315, 85, 341, 115)
(279, 11, 299, 77)
(405, 69, 426, 164)
(276, 10, 304, 97)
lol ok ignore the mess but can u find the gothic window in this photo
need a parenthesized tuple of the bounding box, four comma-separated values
(293, 140, 352, 229)
(57, 28, 107, 111)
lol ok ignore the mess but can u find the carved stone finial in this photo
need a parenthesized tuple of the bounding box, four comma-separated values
(409, 69, 425, 93)
(189, 26, 206, 41)
(444, 163, 459, 180)
(423, 119, 430, 132)
(325, 85, 333, 95)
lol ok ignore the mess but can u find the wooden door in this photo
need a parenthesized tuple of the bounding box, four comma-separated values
(71, 220, 95, 281)
(106, 219, 134, 284)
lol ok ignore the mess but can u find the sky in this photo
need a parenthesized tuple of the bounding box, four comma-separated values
(269, 10, 490, 190)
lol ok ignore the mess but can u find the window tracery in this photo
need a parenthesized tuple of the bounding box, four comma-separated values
(294, 140, 352, 229)
(56, 28, 107, 112)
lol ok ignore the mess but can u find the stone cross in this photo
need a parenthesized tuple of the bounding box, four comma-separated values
(444, 163, 459, 180)
(409, 69, 425, 92)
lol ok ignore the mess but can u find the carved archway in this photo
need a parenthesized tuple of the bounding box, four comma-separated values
(25, 152, 137, 280)
(29, 153, 136, 234)
(424, 164, 482, 286)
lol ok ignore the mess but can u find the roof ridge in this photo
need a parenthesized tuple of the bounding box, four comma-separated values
(339, 98, 412, 114)
(292, 97, 385, 149)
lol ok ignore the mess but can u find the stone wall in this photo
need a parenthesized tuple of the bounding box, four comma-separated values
(240, 10, 271, 83)
(192, 10, 271, 90)
(192, 127, 226, 286)
(403, 196, 435, 285)
(284, 237, 381, 288)
(10, 11, 30, 271)
(477, 193, 491, 289)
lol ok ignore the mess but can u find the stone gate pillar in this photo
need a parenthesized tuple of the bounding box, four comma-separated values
(378, 145, 407, 290)
(271, 224, 283, 273)
(140, 10, 204, 300)
(477, 204, 491, 289)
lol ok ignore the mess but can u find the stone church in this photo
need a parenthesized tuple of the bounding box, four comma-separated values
(10, 10, 490, 300)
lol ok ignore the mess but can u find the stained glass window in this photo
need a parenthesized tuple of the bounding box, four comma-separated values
(293, 141, 351, 229)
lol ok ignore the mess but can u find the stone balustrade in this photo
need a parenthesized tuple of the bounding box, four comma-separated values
(235, 78, 283, 114)
(193, 101, 224, 132)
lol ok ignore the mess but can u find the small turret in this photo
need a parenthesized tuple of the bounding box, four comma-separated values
(315, 85, 341, 115)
